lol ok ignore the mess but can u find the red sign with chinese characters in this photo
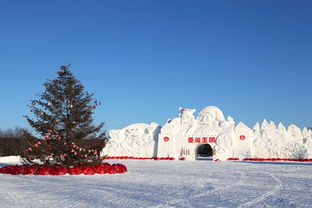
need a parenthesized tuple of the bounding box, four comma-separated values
(188, 137, 216, 143)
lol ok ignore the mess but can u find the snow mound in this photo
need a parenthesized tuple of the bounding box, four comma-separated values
(0, 156, 22, 165)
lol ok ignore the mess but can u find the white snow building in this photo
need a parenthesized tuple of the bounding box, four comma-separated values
(102, 106, 312, 161)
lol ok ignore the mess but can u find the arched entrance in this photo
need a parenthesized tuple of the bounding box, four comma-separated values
(196, 144, 213, 159)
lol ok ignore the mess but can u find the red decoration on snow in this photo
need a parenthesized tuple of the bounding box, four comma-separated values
(242, 158, 312, 162)
(22, 166, 37, 175)
(227, 158, 240, 161)
(0, 163, 128, 176)
(239, 135, 246, 140)
(51, 166, 67, 175)
(188, 137, 194, 143)
(195, 137, 200, 143)
(35, 166, 51, 175)
(163, 136, 169, 142)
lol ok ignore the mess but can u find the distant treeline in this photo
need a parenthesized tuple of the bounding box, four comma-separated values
(0, 137, 106, 157)
(0, 127, 25, 138)
(0, 128, 106, 157)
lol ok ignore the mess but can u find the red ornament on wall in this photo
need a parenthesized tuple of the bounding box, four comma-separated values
(202, 137, 208, 143)
(239, 135, 246, 140)
(209, 137, 216, 143)
(164, 137, 169, 142)
(188, 137, 194, 143)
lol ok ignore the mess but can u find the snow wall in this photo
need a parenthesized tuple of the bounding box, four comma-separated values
(101, 106, 312, 161)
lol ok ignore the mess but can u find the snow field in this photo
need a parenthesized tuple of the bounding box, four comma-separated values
(1, 157, 312, 208)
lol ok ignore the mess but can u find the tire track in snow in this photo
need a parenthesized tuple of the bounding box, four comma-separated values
(6, 190, 22, 208)
(0, 177, 30, 208)
(181, 181, 199, 208)
(152, 161, 202, 208)
(47, 178, 128, 208)
(40, 176, 109, 208)
(0, 176, 74, 208)
(172, 161, 204, 208)
(238, 170, 283, 208)
(118, 159, 147, 208)
(206, 163, 245, 194)
(100, 160, 152, 208)
(153, 161, 245, 208)
(187, 162, 246, 200)
(47, 187, 82, 208)
(183, 162, 246, 208)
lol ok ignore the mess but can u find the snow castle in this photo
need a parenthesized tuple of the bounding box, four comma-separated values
(102, 106, 312, 161)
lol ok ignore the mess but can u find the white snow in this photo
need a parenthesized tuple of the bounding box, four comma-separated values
(1, 156, 312, 207)
(0, 156, 22, 164)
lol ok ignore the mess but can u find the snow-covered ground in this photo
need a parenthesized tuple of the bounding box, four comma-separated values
(0, 156, 312, 208)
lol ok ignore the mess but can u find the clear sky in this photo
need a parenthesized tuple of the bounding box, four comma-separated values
(0, 0, 311, 132)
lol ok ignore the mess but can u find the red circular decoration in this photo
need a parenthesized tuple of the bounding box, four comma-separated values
(164, 136, 169, 142)
(239, 135, 246, 140)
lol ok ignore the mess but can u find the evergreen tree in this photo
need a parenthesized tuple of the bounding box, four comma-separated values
(25, 64, 105, 140)
(21, 64, 105, 166)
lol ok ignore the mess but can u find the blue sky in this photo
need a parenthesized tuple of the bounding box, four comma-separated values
(0, 0, 311, 132)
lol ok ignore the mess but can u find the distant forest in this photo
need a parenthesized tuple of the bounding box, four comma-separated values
(0, 127, 106, 157)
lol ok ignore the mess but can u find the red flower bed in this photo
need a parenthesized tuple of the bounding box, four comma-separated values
(0, 163, 127, 176)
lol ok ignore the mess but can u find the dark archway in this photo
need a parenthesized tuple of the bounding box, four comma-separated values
(196, 144, 213, 158)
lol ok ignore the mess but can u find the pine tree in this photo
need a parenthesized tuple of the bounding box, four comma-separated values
(21, 64, 106, 166)
(25, 64, 105, 140)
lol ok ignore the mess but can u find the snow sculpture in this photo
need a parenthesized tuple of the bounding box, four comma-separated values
(157, 108, 197, 159)
(211, 116, 235, 161)
(160, 108, 196, 136)
(104, 105, 311, 161)
(233, 122, 253, 159)
(302, 128, 312, 157)
(252, 121, 309, 159)
(193, 106, 225, 135)
(180, 107, 196, 125)
(157, 106, 237, 160)
(197, 106, 225, 125)
(102, 123, 160, 157)
(287, 124, 303, 142)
